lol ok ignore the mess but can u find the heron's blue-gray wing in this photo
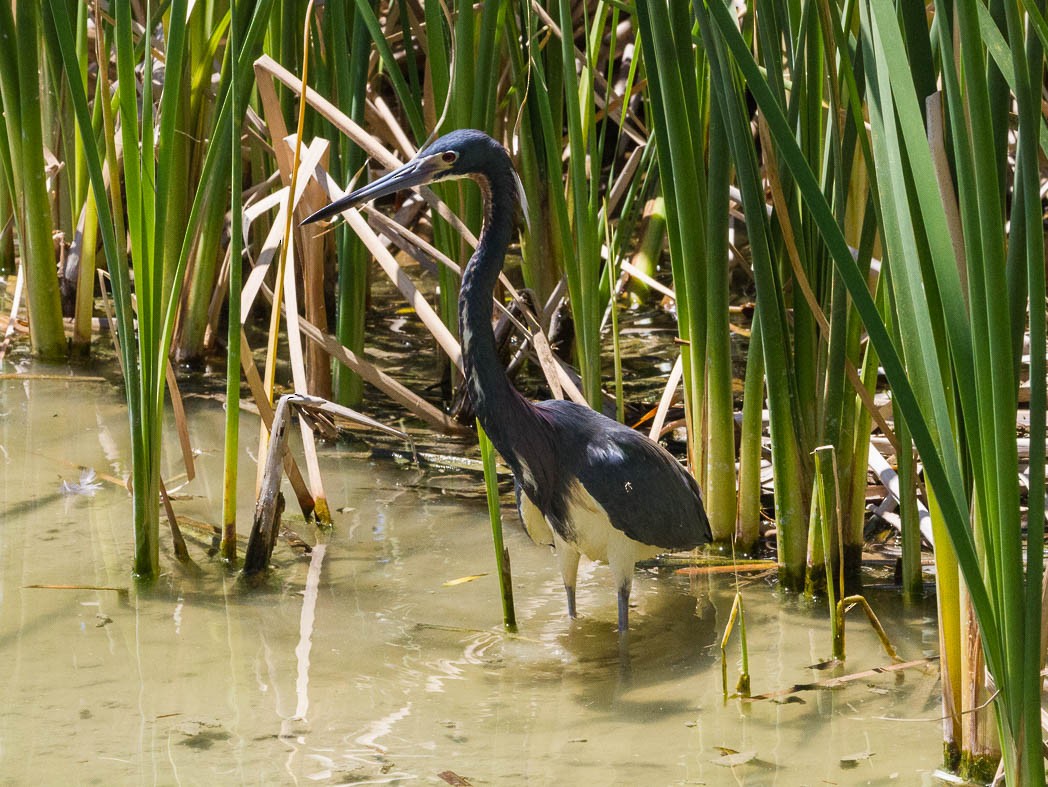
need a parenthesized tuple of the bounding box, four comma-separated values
(536, 401, 711, 549)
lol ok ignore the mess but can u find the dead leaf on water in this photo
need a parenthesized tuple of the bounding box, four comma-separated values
(24, 584, 129, 600)
(712, 749, 758, 767)
(442, 574, 488, 586)
(840, 751, 875, 768)
(808, 658, 842, 670)
(437, 770, 472, 786)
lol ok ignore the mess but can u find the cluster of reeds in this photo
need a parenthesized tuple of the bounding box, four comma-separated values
(0, 2, 1043, 781)
(35, 1, 277, 574)
(695, 1, 1045, 781)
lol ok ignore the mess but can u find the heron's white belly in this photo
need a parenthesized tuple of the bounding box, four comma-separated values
(519, 480, 661, 567)
(518, 491, 553, 546)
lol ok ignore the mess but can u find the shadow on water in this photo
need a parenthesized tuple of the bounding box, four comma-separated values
(549, 590, 718, 700)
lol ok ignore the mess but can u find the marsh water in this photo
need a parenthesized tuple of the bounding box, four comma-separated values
(0, 362, 953, 786)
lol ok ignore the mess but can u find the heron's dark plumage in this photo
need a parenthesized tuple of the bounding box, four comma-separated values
(306, 129, 711, 632)
(533, 400, 711, 550)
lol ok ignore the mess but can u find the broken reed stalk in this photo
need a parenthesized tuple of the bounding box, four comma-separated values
(744, 656, 935, 702)
(720, 591, 751, 699)
(839, 595, 902, 664)
(243, 394, 294, 575)
(159, 478, 190, 564)
(243, 393, 406, 575)
(255, 0, 328, 520)
(815, 444, 901, 664)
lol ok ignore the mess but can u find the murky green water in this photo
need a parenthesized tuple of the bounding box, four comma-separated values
(1, 369, 948, 785)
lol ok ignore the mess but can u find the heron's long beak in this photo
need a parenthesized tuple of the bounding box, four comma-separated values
(300, 155, 441, 226)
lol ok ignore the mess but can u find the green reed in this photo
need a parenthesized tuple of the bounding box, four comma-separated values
(702, 0, 1045, 779)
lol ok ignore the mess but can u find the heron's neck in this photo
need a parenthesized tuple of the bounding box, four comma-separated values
(458, 170, 535, 462)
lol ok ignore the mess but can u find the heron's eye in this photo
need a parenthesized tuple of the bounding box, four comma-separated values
(441, 151, 458, 165)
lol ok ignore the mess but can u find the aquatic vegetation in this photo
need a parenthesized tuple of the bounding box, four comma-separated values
(0, 3, 1041, 780)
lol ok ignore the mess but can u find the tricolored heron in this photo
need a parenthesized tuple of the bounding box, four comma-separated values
(303, 129, 711, 632)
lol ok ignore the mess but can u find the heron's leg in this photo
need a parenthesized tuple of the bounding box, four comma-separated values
(616, 580, 632, 670)
(565, 586, 577, 620)
(616, 584, 631, 632)
(608, 538, 638, 633)
(552, 533, 580, 619)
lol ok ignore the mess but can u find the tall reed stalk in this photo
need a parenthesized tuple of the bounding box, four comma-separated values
(503, 6, 561, 307)
(507, 2, 605, 407)
(0, 3, 66, 359)
(222, 0, 245, 563)
(638, 1, 787, 556)
(553, 0, 607, 407)
(326, 3, 372, 407)
(42, 0, 96, 358)
(173, 5, 244, 362)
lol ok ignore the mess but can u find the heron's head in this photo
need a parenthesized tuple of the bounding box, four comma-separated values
(301, 129, 526, 226)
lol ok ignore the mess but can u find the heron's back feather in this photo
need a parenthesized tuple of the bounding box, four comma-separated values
(529, 400, 711, 551)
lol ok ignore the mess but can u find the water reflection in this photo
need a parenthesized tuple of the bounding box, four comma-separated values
(0, 375, 947, 784)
